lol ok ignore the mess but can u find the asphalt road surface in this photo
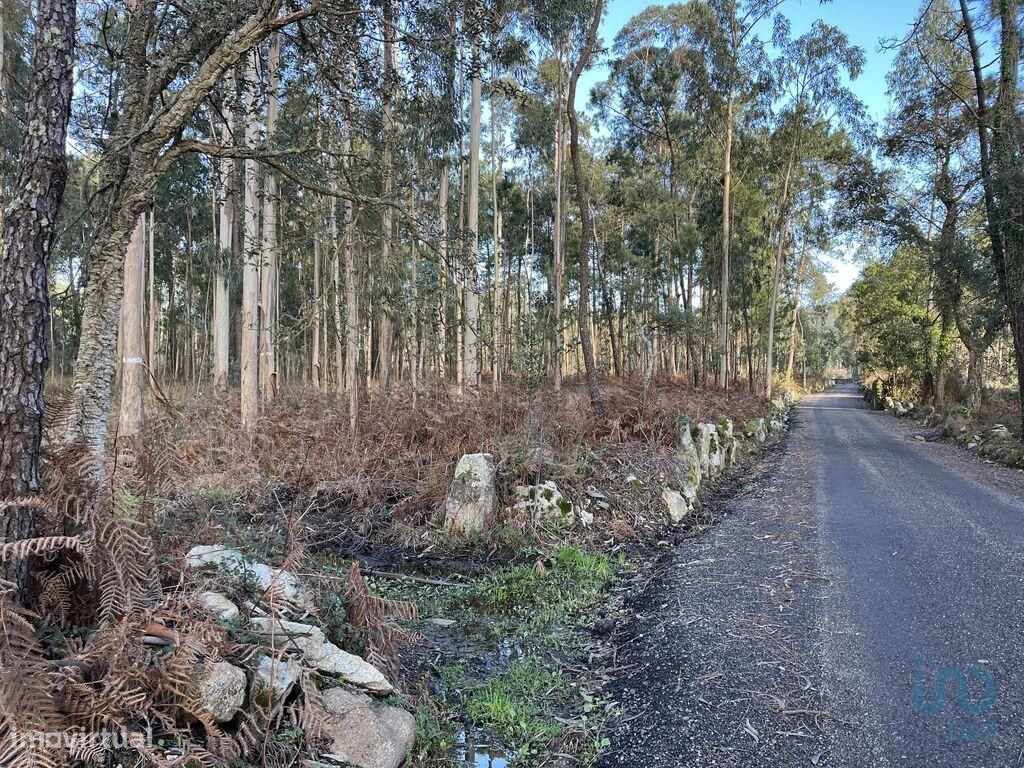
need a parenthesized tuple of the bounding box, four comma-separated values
(598, 382, 1024, 767)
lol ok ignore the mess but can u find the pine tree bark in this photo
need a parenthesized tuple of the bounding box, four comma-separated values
(567, 0, 605, 415)
(0, 0, 75, 585)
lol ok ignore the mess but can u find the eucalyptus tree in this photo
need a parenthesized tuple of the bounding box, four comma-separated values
(595, 2, 711, 383)
(763, 18, 865, 397)
(566, 0, 605, 414)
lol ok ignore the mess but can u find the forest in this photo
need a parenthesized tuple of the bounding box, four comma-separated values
(0, 0, 1021, 766)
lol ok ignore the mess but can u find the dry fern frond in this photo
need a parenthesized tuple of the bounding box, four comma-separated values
(0, 536, 88, 562)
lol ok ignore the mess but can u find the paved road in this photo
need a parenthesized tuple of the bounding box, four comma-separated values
(599, 382, 1024, 767)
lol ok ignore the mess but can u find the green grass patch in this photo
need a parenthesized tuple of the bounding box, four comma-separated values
(463, 660, 565, 754)
(459, 546, 624, 632)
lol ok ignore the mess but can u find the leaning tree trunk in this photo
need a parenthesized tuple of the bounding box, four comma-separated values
(0, 0, 76, 587)
(567, 0, 605, 416)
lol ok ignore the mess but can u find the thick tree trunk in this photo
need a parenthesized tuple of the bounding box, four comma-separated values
(567, 0, 605, 415)
(118, 216, 146, 440)
(0, 0, 75, 586)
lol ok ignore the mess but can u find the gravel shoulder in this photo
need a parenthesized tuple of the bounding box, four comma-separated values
(596, 413, 834, 767)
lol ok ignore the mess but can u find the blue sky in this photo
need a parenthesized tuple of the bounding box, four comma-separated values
(582, 0, 925, 292)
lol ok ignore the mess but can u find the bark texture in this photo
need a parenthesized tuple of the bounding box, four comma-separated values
(0, 0, 75, 579)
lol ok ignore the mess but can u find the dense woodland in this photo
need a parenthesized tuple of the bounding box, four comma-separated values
(0, 0, 1022, 765)
(5, 0, 864, 456)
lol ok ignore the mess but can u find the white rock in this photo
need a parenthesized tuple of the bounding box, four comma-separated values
(443, 453, 498, 536)
(251, 618, 327, 655)
(247, 562, 313, 613)
(578, 507, 595, 527)
(186, 546, 312, 616)
(198, 592, 240, 622)
(253, 655, 301, 704)
(194, 661, 246, 723)
(316, 688, 416, 768)
(186, 545, 247, 571)
(743, 418, 768, 445)
(250, 618, 394, 695)
(314, 643, 393, 694)
(513, 481, 572, 524)
(717, 418, 737, 467)
(662, 488, 690, 524)
(697, 423, 725, 479)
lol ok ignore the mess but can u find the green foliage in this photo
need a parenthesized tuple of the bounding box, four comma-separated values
(846, 246, 936, 391)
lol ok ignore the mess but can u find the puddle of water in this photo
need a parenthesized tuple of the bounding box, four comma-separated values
(453, 729, 510, 768)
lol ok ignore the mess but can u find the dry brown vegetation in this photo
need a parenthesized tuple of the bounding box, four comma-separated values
(0, 379, 770, 768)
(131, 377, 771, 548)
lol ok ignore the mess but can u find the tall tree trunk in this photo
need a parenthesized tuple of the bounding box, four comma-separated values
(0, 0, 75, 587)
(240, 51, 261, 433)
(213, 86, 234, 389)
(377, 0, 396, 391)
(491, 75, 503, 390)
(567, 0, 605, 415)
(464, 37, 482, 388)
(313, 227, 322, 389)
(785, 230, 809, 382)
(147, 207, 157, 378)
(552, 51, 565, 393)
(260, 33, 280, 398)
(118, 216, 146, 440)
(719, 91, 734, 390)
(437, 162, 450, 382)
(765, 157, 794, 398)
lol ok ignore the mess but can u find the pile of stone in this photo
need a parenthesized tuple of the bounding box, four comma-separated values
(441, 404, 789, 534)
(185, 546, 415, 768)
